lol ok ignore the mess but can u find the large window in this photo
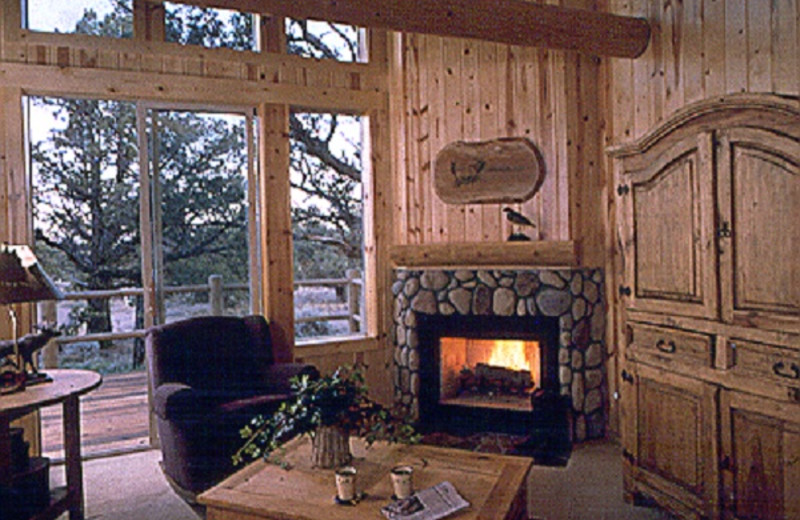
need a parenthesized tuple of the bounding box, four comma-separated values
(23, 0, 133, 37)
(28, 96, 257, 372)
(165, 2, 257, 51)
(286, 19, 365, 63)
(291, 111, 368, 340)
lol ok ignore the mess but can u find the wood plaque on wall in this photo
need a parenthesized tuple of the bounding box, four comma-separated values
(434, 137, 545, 204)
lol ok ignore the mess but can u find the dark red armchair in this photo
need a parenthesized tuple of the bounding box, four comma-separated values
(145, 315, 317, 499)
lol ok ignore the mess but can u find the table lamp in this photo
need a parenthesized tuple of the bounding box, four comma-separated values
(0, 244, 63, 394)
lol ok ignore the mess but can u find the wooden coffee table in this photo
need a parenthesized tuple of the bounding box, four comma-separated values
(199, 436, 532, 520)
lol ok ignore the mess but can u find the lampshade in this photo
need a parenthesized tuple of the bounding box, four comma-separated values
(0, 244, 63, 304)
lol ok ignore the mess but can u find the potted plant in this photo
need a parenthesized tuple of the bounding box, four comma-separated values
(233, 364, 420, 469)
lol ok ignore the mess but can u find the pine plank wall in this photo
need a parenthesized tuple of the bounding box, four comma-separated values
(2, 0, 800, 438)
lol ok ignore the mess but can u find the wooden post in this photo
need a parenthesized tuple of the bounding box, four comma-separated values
(346, 269, 360, 333)
(38, 300, 58, 369)
(209, 274, 223, 316)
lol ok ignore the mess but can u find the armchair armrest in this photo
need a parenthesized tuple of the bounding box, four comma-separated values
(261, 363, 319, 394)
(153, 383, 243, 422)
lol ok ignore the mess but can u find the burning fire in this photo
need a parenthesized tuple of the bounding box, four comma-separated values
(487, 340, 533, 372)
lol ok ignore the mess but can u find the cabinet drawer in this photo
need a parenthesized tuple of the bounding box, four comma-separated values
(730, 339, 800, 387)
(628, 324, 713, 369)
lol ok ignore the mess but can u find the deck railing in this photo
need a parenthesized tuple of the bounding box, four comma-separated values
(38, 271, 363, 369)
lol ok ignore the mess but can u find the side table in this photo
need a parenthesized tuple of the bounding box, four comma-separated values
(0, 369, 102, 520)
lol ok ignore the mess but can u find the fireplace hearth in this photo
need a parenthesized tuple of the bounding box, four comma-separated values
(392, 268, 606, 443)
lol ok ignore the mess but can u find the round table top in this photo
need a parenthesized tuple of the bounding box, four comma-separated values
(0, 369, 103, 421)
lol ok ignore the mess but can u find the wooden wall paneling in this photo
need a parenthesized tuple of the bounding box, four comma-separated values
(772, 0, 798, 94)
(388, 32, 408, 245)
(478, 42, 503, 242)
(725, 0, 747, 94)
(632, 2, 652, 138)
(661, 0, 684, 117)
(647, 0, 664, 126)
(495, 43, 513, 242)
(747, 0, 772, 93)
(461, 38, 482, 242)
(681, 0, 703, 106)
(702, 0, 726, 98)
(610, 2, 634, 144)
(415, 34, 433, 244)
(519, 45, 543, 238)
(554, 49, 571, 243)
(426, 36, 444, 243)
(442, 37, 465, 243)
(536, 47, 558, 241)
(402, 34, 420, 244)
(576, 52, 605, 268)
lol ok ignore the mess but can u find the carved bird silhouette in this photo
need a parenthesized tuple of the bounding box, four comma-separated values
(503, 208, 536, 227)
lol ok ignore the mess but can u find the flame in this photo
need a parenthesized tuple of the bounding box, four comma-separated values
(487, 340, 532, 372)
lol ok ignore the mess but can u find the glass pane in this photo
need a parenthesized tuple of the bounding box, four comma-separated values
(24, 0, 133, 38)
(291, 112, 366, 340)
(165, 2, 257, 51)
(149, 110, 252, 323)
(29, 95, 144, 373)
(286, 19, 365, 63)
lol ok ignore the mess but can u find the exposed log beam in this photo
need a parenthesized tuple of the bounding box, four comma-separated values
(201, 0, 650, 58)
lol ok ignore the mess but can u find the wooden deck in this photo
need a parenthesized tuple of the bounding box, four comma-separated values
(40, 371, 151, 459)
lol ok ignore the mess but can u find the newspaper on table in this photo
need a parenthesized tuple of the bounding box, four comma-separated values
(381, 481, 470, 520)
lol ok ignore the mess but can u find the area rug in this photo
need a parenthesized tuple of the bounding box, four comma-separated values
(420, 431, 571, 467)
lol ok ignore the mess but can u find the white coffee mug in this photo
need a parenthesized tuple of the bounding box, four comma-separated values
(335, 466, 357, 502)
(390, 465, 414, 499)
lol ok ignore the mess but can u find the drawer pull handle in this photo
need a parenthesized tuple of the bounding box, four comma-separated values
(772, 362, 800, 380)
(656, 340, 677, 354)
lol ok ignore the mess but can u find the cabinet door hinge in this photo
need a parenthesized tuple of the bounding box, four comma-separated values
(619, 285, 632, 297)
(617, 184, 630, 196)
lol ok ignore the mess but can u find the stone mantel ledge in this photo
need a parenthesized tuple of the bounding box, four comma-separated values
(391, 267, 606, 442)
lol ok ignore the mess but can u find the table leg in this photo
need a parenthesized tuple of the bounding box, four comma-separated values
(0, 415, 11, 485)
(63, 395, 84, 520)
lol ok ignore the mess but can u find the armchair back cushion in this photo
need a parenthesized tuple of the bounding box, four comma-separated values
(147, 315, 274, 392)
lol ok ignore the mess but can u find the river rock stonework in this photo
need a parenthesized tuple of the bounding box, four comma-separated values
(392, 268, 606, 442)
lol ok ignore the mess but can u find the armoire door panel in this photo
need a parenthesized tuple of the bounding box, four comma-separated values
(721, 389, 800, 520)
(718, 128, 800, 333)
(622, 133, 717, 320)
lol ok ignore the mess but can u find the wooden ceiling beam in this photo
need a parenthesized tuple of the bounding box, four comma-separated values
(200, 0, 650, 58)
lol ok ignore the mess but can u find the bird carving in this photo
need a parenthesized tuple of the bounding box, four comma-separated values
(503, 208, 535, 242)
(503, 208, 536, 227)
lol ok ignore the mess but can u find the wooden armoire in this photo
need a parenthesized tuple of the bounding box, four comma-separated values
(609, 95, 800, 520)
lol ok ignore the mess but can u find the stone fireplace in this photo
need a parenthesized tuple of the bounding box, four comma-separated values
(391, 268, 606, 442)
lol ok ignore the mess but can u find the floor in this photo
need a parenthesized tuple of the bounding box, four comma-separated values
(49, 440, 672, 520)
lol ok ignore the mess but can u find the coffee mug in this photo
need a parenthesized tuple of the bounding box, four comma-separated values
(335, 466, 358, 502)
(390, 465, 414, 499)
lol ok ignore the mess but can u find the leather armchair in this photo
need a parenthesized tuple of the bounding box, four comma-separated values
(145, 315, 317, 499)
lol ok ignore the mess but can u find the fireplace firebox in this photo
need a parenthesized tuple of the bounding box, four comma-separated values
(417, 314, 564, 438)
